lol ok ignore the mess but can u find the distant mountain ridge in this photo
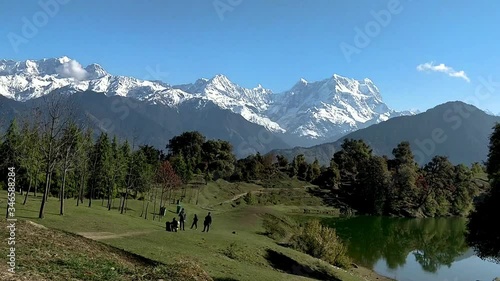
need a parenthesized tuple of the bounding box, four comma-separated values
(0, 91, 290, 158)
(0, 56, 415, 147)
(271, 101, 500, 166)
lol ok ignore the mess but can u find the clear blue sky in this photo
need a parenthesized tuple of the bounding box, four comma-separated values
(1, 0, 499, 112)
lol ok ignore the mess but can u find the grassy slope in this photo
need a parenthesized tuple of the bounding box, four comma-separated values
(4, 180, 384, 281)
(0, 220, 213, 281)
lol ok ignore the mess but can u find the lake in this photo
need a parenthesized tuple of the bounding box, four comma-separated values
(322, 216, 500, 281)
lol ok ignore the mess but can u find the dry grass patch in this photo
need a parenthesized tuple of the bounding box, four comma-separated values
(0, 220, 212, 281)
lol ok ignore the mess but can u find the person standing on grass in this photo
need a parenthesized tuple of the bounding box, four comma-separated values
(179, 208, 186, 231)
(202, 212, 212, 232)
(191, 214, 199, 229)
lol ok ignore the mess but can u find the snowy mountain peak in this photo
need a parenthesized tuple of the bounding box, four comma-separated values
(57, 56, 71, 63)
(208, 74, 233, 87)
(291, 78, 309, 90)
(85, 63, 108, 79)
(330, 73, 382, 101)
(0, 57, 413, 145)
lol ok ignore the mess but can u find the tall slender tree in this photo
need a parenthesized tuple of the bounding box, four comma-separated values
(58, 123, 80, 215)
(38, 95, 75, 219)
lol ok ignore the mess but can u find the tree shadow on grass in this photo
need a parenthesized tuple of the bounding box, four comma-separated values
(265, 249, 340, 281)
(213, 278, 240, 281)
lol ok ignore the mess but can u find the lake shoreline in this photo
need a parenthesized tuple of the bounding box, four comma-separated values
(350, 265, 396, 281)
(323, 215, 500, 281)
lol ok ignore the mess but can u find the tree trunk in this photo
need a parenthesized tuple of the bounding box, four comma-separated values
(168, 188, 173, 205)
(23, 177, 33, 205)
(39, 169, 51, 219)
(118, 196, 123, 213)
(145, 200, 149, 220)
(140, 193, 147, 217)
(33, 176, 37, 197)
(152, 188, 158, 221)
(159, 187, 165, 213)
(60, 169, 67, 215)
(107, 182, 112, 211)
(88, 183, 94, 207)
(78, 173, 85, 205)
(120, 186, 129, 214)
(46, 172, 52, 202)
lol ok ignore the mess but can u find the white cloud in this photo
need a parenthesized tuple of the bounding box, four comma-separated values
(416, 62, 470, 83)
(56, 59, 88, 81)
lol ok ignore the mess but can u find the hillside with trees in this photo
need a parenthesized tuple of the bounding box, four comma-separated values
(272, 101, 500, 166)
(0, 96, 488, 219)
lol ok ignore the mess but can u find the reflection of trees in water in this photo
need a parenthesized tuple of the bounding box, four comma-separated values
(324, 217, 469, 272)
(467, 190, 500, 264)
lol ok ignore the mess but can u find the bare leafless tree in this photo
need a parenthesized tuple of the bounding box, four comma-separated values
(37, 94, 76, 219)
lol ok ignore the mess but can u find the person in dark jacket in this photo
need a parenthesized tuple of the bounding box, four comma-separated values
(202, 212, 212, 232)
(171, 217, 178, 232)
(179, 208, 186, 231)
(191, 214, 199, 229)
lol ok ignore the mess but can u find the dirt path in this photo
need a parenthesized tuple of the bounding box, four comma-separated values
(221, 192, 249, 204)
(212, 190, 266, 207)
(77, 230, 153, 240)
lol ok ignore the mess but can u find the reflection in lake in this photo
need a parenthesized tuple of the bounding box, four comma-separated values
(322, 216, 500, 281)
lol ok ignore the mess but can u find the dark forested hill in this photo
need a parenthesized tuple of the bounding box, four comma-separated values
(0, 91, 291, 157)
(272, 101, 500, 166)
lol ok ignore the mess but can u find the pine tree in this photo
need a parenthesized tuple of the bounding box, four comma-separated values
(421, 156, 454, 216)
(0, 119, 21, 184)
(88, 132, 112, 207)
(107, 136, 122, 210)
(451, 164, 475, 216)
(171, 152, 191, 183)
(21, 121, 42, 205)
(356, 156, 391, 215)
(389, 142, 420, 215)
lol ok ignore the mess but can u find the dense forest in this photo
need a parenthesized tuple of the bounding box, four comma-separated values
(466, 124, 500, 262)
(0, 96, 494, 222)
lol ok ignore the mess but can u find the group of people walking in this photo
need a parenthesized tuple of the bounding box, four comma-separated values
(166, 208, 212, 233)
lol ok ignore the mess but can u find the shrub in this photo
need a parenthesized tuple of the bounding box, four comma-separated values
(243, 192, 255, 205)
(290, 220, 351, 268)
(222, 242, 240, 260)
(262, 213, 297, 241)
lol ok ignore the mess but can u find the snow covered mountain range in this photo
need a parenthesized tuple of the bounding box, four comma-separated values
(0, 57, 414, 146)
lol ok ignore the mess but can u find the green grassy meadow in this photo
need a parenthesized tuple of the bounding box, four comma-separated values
(1, 180, 387, 281)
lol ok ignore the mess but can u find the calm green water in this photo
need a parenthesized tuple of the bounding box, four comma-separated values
(322, 216, 500, 281)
